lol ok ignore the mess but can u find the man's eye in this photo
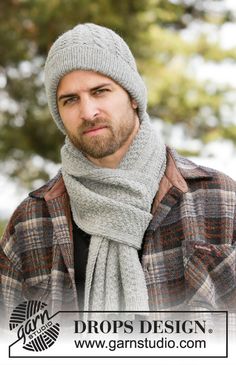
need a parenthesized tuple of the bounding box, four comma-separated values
(63, 96, 78, 105)
(94, 88, 109, 95)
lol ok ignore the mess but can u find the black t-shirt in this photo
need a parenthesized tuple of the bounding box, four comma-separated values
(73, 221, 91, 309)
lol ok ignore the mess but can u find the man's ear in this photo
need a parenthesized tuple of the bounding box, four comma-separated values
(131, 99, 138, 110)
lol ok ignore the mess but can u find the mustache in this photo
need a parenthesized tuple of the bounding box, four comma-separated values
(80, 118, 111, 132)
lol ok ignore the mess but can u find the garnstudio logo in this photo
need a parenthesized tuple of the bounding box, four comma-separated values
(9, 300, 60, 352)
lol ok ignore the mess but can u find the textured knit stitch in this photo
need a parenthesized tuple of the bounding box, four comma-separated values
(61, 115, 167, 311)
(44, 23, 148, 134)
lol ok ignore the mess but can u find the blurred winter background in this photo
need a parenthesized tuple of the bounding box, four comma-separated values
(0, 0, 236, 234)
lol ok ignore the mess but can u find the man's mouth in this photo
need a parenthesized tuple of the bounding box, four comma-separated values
(83, 126, 108, 136)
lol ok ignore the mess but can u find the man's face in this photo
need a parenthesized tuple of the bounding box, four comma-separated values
(57, 70, 139, 162)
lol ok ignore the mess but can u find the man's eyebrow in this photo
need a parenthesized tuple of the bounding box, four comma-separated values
(90, 83, 113, 91)
(58, 93, 77, 102)
(57, 83, 113, 102)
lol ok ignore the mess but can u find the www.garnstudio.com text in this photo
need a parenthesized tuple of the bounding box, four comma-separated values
(74, 337, 206, 351)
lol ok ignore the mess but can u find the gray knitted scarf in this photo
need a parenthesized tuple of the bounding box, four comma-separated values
(61, 115, 166, 311)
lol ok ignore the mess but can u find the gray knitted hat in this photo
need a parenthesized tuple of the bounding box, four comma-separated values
(44, 23, 147, 134)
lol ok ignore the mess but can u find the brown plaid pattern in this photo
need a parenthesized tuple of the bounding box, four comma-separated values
(1, 148, 236, 322)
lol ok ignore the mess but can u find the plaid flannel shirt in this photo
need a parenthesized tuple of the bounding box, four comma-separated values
(1, 148, 236, 322)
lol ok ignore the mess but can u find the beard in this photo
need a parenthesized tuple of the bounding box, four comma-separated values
(65, 116, 137, 159)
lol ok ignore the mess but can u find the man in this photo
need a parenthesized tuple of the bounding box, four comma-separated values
(0, 23, 236, 318)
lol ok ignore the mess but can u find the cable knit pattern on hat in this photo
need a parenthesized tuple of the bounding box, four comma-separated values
(44, 23, 147, 134)
(61, 115, 167, 311)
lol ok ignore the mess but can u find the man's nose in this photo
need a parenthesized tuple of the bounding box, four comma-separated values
(79, 97, 99, 120)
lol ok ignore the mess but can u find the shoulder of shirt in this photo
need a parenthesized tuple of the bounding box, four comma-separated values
(168, 147, 236, 190)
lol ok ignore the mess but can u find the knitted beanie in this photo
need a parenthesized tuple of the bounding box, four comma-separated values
(44, 23, 148, 134)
